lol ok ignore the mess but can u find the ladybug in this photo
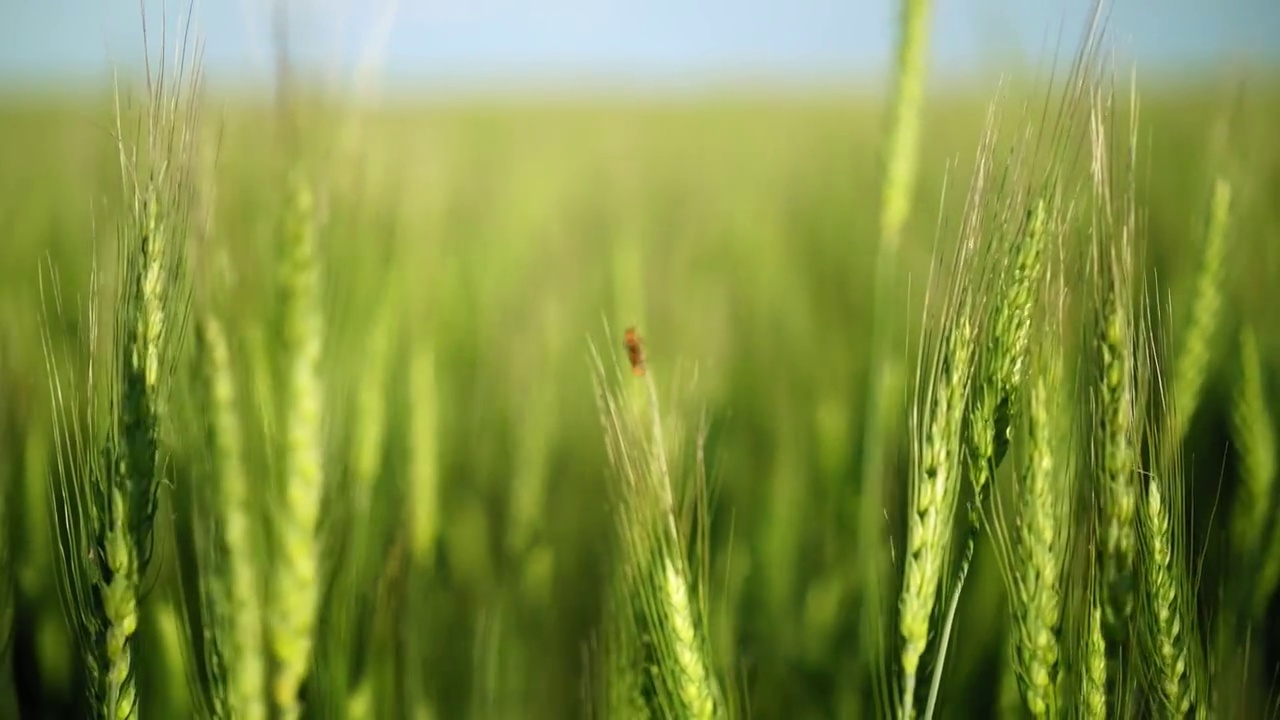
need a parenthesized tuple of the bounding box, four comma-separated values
(624, 326, 645, 377)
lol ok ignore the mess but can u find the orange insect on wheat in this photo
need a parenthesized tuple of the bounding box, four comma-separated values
(624, 326, 645, 377)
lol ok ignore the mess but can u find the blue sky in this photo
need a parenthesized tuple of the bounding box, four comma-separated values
(1, 0, 1277, 91)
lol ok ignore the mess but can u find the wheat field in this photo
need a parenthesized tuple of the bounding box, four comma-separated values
(1, 1, 1280, 718)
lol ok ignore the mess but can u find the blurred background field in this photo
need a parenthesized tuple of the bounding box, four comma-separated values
(3, 1, 1280, 718)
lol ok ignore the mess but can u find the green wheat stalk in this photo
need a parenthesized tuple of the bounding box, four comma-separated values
(990, 327, 1075, 720)
(200, 314, 267, 720)
(1138, 367, 1207, 717)
(1087, 69, 1142, 648)
(1230, 327, 1280, 618)
(42, 16, 200, 717)
(268, 171, 326, 720)
(898, 200, 984, 717)
(591, 329, 723, 720)
(1171, 177, 1232, 445)
(859, 0, 932, 683)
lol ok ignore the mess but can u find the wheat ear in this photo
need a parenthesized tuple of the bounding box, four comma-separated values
(591, 331, 722, 720)
(201, 314, 267, 720)
(269, 172, 326, 720)
(1171, 177, 1232, 444)
(1228, 327, 1279, 618)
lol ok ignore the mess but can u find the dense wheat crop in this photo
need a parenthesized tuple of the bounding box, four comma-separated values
(2, 1, 1280, 718)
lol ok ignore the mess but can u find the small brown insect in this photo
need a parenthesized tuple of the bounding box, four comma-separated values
(624, 326, 645, 377)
